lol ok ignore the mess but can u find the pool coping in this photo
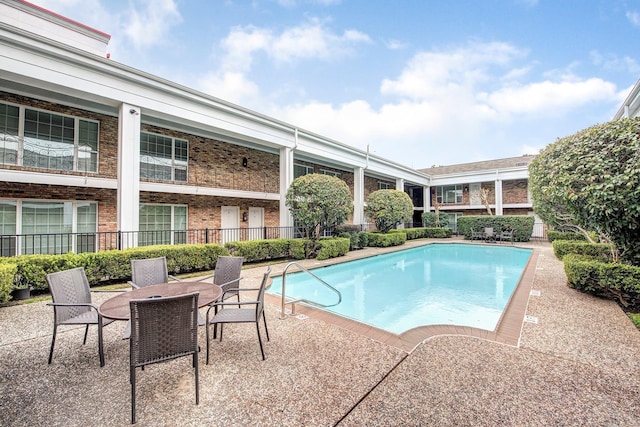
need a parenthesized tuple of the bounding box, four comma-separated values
(265, 240, 539, 353)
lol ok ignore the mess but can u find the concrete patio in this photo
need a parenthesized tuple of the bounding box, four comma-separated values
(1, 240, 639, 426)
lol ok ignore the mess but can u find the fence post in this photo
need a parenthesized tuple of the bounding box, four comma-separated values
(117, 231, 122, 251)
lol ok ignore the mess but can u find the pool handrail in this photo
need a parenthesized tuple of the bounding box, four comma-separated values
(279, 262, 342, 319)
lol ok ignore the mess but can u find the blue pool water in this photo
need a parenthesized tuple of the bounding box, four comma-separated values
(268, 244, 532, 334)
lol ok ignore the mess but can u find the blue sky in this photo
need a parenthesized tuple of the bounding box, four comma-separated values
(27, 0, 640, 168)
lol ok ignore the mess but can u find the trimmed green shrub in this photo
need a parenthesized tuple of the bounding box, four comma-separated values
(0, 262, 16, 303)
(335, 224, 368, 250)
(225, 239, 292, 262)
(288, 240, 307, 260)
(552, 241, 614, 261)
(364, 190, 413, 233)
(366, 231, 406, 247)
(316, 238, 350, 261)
(547, 230, 587, 242)
(421, 211, 450, 228)
(564, 253, 640, 308)
(457, 215, 534, 242)
(390, 227, 453, 239)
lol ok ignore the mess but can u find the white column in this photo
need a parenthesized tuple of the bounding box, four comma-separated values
(495, 179, 503, 215)
(117, 103, 141, 248)
(396, 178, 405, 228)
(353, 167, 365, 225)
(279, 147, 294, 228)
(424, 186, 431, 212)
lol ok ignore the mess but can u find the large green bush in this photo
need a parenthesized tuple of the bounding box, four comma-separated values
(529, 118, 640, 265)
(547, 230, 588, 242)
(316, 238, 350, 260)
(364, 190, 413, 233)
(421, 211, 450, 228)
(457, 215, 534, 242)
(365, 231, 406, 247)
(389, 227, 452, 239)
(225, 239, 293, 262)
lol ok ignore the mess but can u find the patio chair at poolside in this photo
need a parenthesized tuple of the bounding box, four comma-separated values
(484, 227, 496, 243)
(129, 292, 200, 424)
(470, 228, 485, 240)
(128, 256, 182, 289)
(499, 228, 515, 245)
(198, 255, 244, 305)
(205, 266, 271, 364)
(46, 267, 115, 367)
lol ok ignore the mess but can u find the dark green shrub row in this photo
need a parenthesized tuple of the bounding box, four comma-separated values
(225, 238, 304, 262)
(366, 232, 406, 247)
(552, 241, 614, 262)
(547, 230, 587, 242)
(390, 227, 453, 239)
(316, 238, 350, 260)
(564, 254, 640, 308)
(4, 244, 228, 301)
(336, 231, 368, 250)
(457, 215, 534, 242)
(0, 262, 15, 303)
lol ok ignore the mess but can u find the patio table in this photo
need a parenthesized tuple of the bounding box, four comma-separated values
(98, 281, 222, 320)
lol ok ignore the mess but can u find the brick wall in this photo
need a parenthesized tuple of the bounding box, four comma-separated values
(364, 176, 395, 199)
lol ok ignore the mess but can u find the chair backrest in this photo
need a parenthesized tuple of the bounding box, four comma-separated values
(255, 266, 272, 318)
(129, 292, 199, 368)
(213, 256, 243, 290)
(131, 257, 169, 288)
(46, 267, 92, 324)
(484, 227, 494, 236)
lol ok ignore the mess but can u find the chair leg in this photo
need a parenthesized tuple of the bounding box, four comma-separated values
(83, 324, 89, 345)
(48, 323, 57, 364)
(205, 323, 211, 365)
(194, 353, 199, 405)
(262, 311, 270, 341)
(130, 366, 136, 424)
(256, 322, 265, 360)
(97, 319, 105, 368)
(219, 324, 224, 341)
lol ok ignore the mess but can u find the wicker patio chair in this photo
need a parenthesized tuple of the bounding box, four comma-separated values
(499, 229, 515, 245)
(129, 256, 182, 289)
(199, 255, 244, 304)
(205, 266, 272, 364)
(46, 267, 115, 367)
(470, 228, 485, 240)
(129, 292, 200, 424)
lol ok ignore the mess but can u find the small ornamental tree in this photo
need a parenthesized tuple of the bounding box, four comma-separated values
(529, 117, 640, 265)
(285, 174, 353, 240)
(364, 189, 413, 233)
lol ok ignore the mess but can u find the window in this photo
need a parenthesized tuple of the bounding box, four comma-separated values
(320, 169, 341, 178)
(294, 163, 313, 178)
(436, 185, 463, 204)
(18, 200, 97, 255)
(0, 200, 16, 257)
(0, 103, 99, 172)
(378, 182, 391, 190)
(140, 132, 188, 182)
(139, 205, 187, 246)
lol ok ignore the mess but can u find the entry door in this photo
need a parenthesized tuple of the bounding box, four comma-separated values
(469, 183, 481, 206)
(248, 207, 264, 240)
(221, 206, 239, 244)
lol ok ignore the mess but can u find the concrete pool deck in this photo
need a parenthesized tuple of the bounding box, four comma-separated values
(1, 238, 639, 425)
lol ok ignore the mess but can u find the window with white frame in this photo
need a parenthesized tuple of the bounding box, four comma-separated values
(139, 204, 187, 246)
(0, 199, 98, 255)
(0, 102, 99, 172)
(436, 185, 463, 204)
(294, 163, 313, 178)
(320, 169, 341, 178)
(378, 181, 391, 190)
(140, 132, 188, 182)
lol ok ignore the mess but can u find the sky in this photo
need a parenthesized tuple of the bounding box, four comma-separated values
(25, 0, 640, 168)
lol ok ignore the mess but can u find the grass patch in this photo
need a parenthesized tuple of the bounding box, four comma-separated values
(629, 312, 640, 330)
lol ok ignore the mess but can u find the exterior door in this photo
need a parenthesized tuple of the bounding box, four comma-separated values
(248, 207, 264, 240)
(469, 183, 481, 206)
(221, 206, 239, 244)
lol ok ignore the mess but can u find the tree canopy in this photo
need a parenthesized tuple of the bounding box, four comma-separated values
(529, 117, 640, 264)
(285, 173, 353, 240)
(364, 189, 413, 233)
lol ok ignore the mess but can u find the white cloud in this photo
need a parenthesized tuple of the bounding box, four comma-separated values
(627, 11, 640, 26)
(590, 50, 640, 74)
(121, 0, 182, 50)
(198, 72, 260, 106)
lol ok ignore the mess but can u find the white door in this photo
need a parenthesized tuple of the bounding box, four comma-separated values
(469, 183, 481, 206)
(248, 207, 264, 240)
(221, 206, 240, 244)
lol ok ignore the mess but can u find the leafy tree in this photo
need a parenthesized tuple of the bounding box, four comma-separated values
(422, 211, 450, 228)
(364, 190, 413, 233)
(285, 174, 353, 240)
(529, 118, 640, 264)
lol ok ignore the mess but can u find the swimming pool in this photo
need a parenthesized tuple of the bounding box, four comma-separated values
(268, 243, 532, 334)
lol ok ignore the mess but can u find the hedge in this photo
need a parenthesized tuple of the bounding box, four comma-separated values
(365, 232, 406, 247)
(547, 230, 587, 242)
(552, 241, 614, 262)
(316, 238, 350, 260)
(2, 244, 228, 302)
(225, 238, 299, 262)
(564, 253, 640, 308)
(457, 215, 534, 242)
(390, 227, 453, 239)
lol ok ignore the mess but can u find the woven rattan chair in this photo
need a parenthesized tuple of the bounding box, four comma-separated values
(199, 256, 244, 303)
(129, 257, 182, 289)
(46, 267, 115, 367)
(205, 266, 271, 364)
(129, 292, 200, 424)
